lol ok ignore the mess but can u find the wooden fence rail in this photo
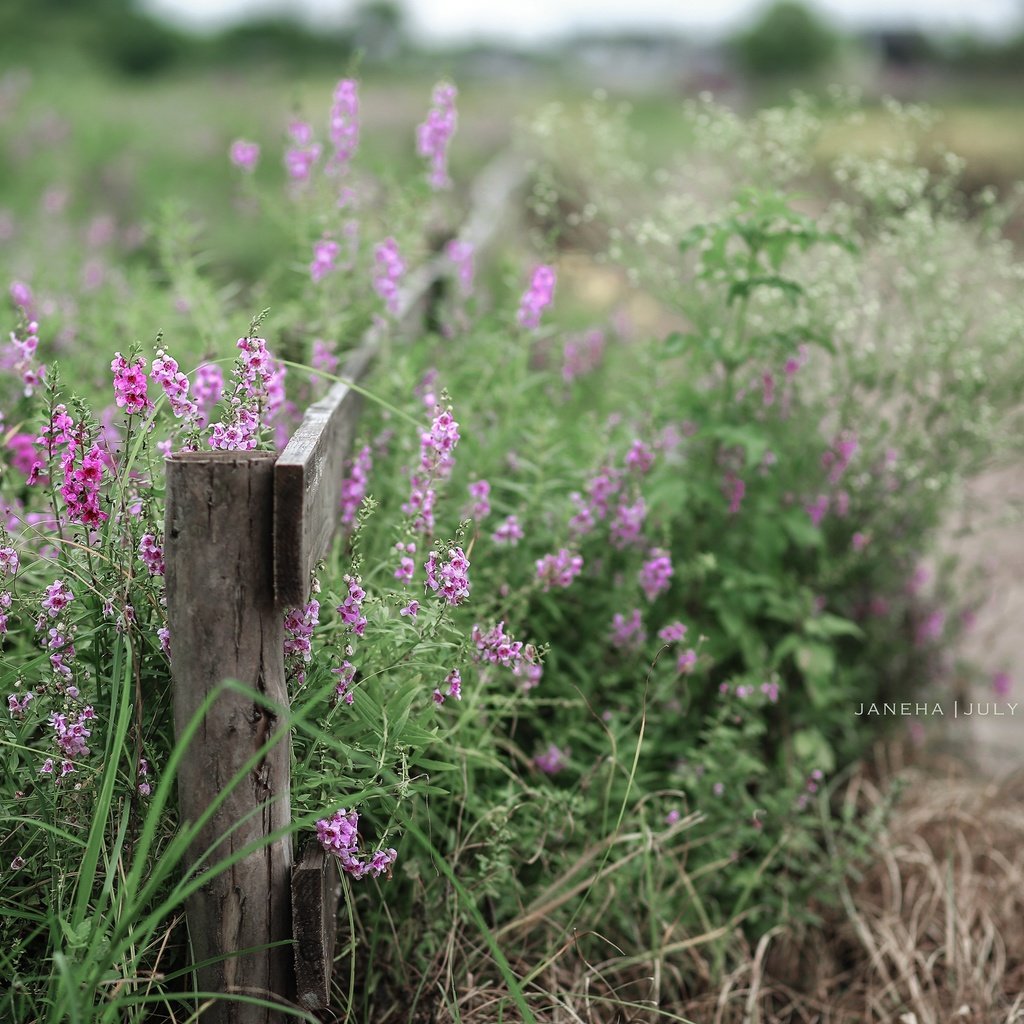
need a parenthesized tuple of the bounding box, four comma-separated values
(164, 152, 525, 1022)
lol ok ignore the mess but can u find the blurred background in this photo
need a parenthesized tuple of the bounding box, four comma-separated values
(1, 0, 1022, 197)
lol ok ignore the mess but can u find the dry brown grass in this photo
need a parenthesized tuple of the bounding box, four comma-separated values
(376, 750, 1024, 1024)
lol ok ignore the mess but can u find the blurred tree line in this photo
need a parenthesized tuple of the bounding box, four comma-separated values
(0, 0, 406, 76)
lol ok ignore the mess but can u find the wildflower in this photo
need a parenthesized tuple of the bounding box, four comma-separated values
(50, 708, 93, 758)
(610, 496, 646, 548)
(137, 757, 151, 797)
(111, 352, 151, 415)
(609, 609, 645, 650)
(310, 237, 339, 283)
(316, 807, 397, 880)
(467, 479, 490, 519)
(138, 533, 165, 576)
(914, 609, 945, 646)
(516, 264, 556, 329)
(151, 349, 198, 421)
(994, 671, 1012, 697)
(373, 238, 405, 315)
(284, 120, 321, 183)
(492, 514, 524, 546)
(472, 621, 523, 668)
(416, 81, 458, 189)
(337, 576, 367, 636)
(677, 649, 697, 674)
(284, 599, 320, 683)
(535, 549, 583, 591)
(7, 692, 33, 718)
(658, 621, 687, 644)
(39, 758, 54, 775)
(851, 531, 870, 551)
(340, 446, 372, 526)
(41, 580, 73, 617)
(822, 430, 858, 485)
(193, 363, 223, 426)
(0, 546, 18, 576)
(229, 139, 260, 172)
(400, 600, 419, 617)
(332, 661, 356, 705)
(393, 540, 417, 583)
(328, 79, 359, 170)
(425, 547, 470, 606)
(712, 782, 725, 797)
(625, 439, 655, 475)
(444, 668, 462, 700)
(534, 744, 568, 775)
(760, 680, 780, 703)
(639, 549, 673, 602)
(665, 809, 681, 826)
(806, 494, 829, 527)
(157, 626, 170, 655)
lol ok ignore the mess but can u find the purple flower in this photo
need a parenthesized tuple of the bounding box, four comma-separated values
(492, 514, 524, 546)
(535, 549, 583, 591)
(610, 609, 645, 650)
(425, 547, 470, 606)
(416, 82, 458, 189)
(337, 575, 367, 636)
(229, 139, 260, 172)
(310, 238, 340, 283)
(534, 744, 568, 775)
(373, 237, 405, 314)
(446, 239, 474, 295)
(639, 549, 673, 602)
(516, 264, 556, 330)
(329, 79, 360, 170)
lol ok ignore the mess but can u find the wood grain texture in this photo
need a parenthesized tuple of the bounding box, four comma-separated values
(165, 451, 293, 1022)
(291, 842, 342, 1010)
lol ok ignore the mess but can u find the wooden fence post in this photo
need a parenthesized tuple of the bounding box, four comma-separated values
(165, 450, 293, 1022)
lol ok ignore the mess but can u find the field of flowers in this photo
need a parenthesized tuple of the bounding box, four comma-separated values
(2, 66, 1024, 1022)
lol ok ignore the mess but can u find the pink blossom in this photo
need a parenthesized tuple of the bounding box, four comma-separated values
(516, 264, 556, 330)
(229, 139, 260, 172)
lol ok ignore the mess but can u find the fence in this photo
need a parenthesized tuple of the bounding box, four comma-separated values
(163, 153, 525, 1021)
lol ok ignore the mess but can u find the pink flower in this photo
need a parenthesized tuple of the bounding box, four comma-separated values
(534, 743, 568, 775)
(373, 238, 405, 314)
(639, 549, 673, 602)
(111, 352, 151, 416)
(425, 547, 470, 606)
(329, 79, 360, 170)
(516, 264, 556, 330)
(535, 549, 583, 591)
(229, 139, 260, 172)
(993, 671, 1012, 697)
(416, 82, 458, 189)
(492, 514, 524, 546)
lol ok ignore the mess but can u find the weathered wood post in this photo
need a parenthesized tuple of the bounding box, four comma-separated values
(165, 451, 293, 1021)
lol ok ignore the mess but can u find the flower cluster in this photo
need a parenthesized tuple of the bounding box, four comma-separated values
(373, 237, 405, 315)
(467, 479, 490, 519)
(340, 445, 372, 526)
(50, 706, 95, 759)
(59, 436, 107, 528)
(7, 316, 44, 396)
(416, 82, 457, 189)
(229, 139, 260, 173)
(138, 533, 165, 576)
(610, 496, 646, 549)
(310, 238, 340, 283)
(433, 668, 462, 705)
(534, 744, 568, 775)
(404, 404, 460, 534)
(822, 430, 858, 485)
(535, 549, 583, 591)
(639, 549, 673, 602)
(41, 580, 74, 617)
(151, 349, 198, 422)
(610, 608, 646, 650)
(284, 599, 320, 684)
(516, 264, 556, 330)
(328, 79, 359, 171)
(208, 336, 277, 451)
(284, 119, 321, 184)
(393, 540, 416, 583)
(111, 353, 150, 415)
(316, 807, 397, 880)
(337, 576, 367, 636)
(492, 514, 524, 546)
(425, 547, 470, 606)
(8, 691, 33, 717)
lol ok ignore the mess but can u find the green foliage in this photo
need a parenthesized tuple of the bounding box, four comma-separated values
(1, 76, 1022, 1022)
(731, 1, 839, 78)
